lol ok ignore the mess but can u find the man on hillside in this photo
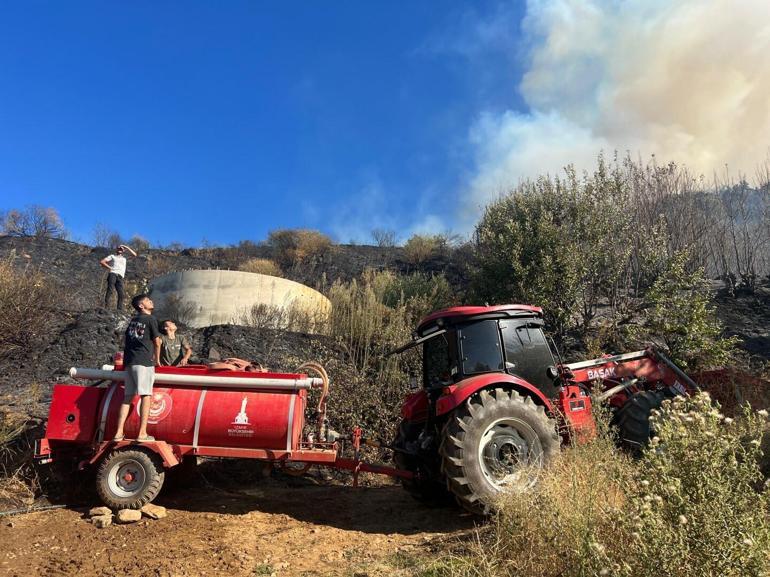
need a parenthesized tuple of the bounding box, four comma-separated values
(159, 319, 193, 366)
(113, 293, 160, 442)
(99, 244, 137, 310)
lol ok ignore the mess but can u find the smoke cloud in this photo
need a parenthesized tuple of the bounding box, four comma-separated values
(468, 0, 770, 210)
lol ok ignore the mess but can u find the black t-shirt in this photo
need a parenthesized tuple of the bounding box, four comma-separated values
(124, 313, 160, 367)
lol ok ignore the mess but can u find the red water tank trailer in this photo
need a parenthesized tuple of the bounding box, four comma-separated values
(36, 362, 409, 509)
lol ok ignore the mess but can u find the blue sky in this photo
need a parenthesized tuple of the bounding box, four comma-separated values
(0, 1, 528, 247)
(4, 1, 768, 247)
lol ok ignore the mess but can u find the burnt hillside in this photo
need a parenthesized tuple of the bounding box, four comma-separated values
(0, 236, 471, 308)
(1, 234, 769, 397)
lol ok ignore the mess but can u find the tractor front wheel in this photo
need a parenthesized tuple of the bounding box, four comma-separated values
(440, 388, 560, 514)
(96, 446, 165, 509)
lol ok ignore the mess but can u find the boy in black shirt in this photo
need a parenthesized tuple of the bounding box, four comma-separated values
(113, 293, 161, 442)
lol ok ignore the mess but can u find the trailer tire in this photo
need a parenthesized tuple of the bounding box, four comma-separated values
(614, 390, 664, 453)
(96, 446, 165, 510)
(393, 420, 454, 507)
(440, 388, 560, 515)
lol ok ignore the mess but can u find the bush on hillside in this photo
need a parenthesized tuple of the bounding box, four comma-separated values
(127, 235, 151, 253)
(267, 229, 332, 269)
(619, 394, 770, 576)
(0, 205, 67, 239)
(0, 258, 59, 360)
(371, 228, 397, 247)
(91, 223, 123, 248)
(402, 234, 448, 265)
(643, 251, 739, 370)
(472, 160, 636, 337)
(238, 258, 282, 277)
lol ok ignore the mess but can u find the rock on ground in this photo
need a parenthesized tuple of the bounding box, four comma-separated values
(91, 514, 112, 529)
(116, 509, 142, 524)
(141, 503, 167, 520)
(88, 506, 112, 518)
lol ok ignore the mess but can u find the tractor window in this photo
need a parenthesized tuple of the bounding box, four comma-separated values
(423, 332, 454, 387)
(459, 320, 504, 375)
(500, 320, 557, 392)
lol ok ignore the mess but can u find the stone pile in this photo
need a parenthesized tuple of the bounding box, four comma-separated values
(86, 503, 168, 528)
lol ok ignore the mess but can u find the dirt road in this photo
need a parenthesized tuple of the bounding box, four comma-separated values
(0, 473, 475, 577)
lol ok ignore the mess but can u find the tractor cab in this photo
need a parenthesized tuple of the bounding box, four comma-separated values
(393, 305, 561, 400)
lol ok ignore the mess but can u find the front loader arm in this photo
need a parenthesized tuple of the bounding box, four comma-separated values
(561, 348, 698, 405)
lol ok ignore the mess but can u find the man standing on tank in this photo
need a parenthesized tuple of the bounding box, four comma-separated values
(100, 244, 137, 310)
(113, 294, 161, 442)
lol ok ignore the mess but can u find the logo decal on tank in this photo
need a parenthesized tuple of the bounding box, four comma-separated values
(228, 396, 255, 437)
(148, 390, 173, 424)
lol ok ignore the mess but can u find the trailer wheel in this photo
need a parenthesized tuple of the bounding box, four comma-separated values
(96, 447, 165, 510)
(440, 388, 560, 515)
(614, 390, 664, 453)
(393, 420, 454, 507)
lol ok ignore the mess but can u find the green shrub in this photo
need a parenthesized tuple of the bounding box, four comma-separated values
(472, 160, 635, 337)
(643, 251, 739, 370)
(267, 229, 332, 268)
(238, 258, 282, 277)
(621, 393, 770, 576)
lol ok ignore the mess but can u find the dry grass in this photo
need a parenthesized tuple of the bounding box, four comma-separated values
(402, 234, 447, 265)
(238, 257, 282, 277)
(239, 301, 326, 334)
(427, 435, 632, 577)
(426, 394, 770, 577)
(0, 257, 59, 360)
(268, 229, 332, 268)
(0, 411, 37, 509)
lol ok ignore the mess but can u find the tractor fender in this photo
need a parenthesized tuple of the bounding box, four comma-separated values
(434, 373, 554, 417)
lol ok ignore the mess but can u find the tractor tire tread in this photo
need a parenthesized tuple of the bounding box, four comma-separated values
(440, 388, 559, 515)
(614, 390, 665, 451)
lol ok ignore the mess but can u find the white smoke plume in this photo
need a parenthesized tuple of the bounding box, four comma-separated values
(468, 0, 770, 211)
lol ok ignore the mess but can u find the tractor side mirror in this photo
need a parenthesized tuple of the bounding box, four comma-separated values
(546, 366, 559, 380)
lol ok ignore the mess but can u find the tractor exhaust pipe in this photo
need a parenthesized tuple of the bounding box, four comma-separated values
(69, 367, 324, 391)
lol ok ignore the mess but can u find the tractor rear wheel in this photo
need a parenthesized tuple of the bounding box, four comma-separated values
(440, 388, 560, 515)
(393, 420, 454, 507)
(614, 390, 664, 452)
(96, 446, 165, 510)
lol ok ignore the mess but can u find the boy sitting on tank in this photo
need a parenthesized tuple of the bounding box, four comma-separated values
(159, 319, 193, 367)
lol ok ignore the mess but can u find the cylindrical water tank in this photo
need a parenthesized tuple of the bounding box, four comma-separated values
(149, 269, 331, 331)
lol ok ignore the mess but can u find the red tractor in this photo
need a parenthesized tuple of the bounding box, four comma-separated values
(390, 304, 698, 514)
